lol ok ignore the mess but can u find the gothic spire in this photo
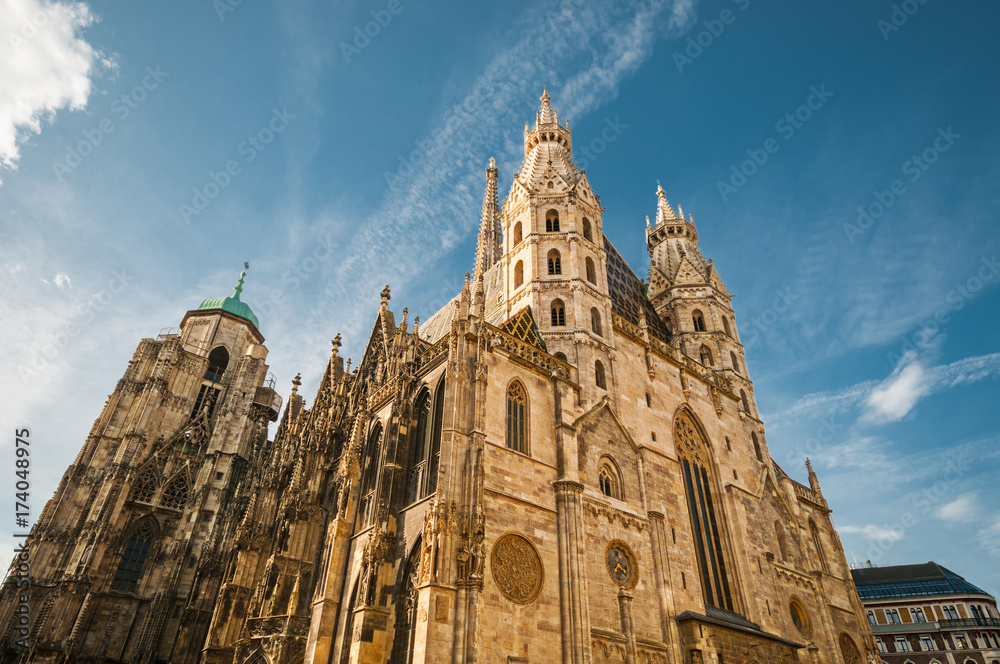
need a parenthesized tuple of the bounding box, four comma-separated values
(538, 86, 554, 126)
(655, 181, 678, 225)
(473, 157, 502, 282)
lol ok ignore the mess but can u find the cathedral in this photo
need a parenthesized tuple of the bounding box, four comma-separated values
(1, 90, 879, 664)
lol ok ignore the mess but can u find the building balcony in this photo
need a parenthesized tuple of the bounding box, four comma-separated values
(939, 616, 1000, 629)
(253, 386, 282, 421)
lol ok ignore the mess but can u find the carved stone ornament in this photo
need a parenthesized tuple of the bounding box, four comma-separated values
(839, 633, 863, 664)
(490, 533, 543, 604)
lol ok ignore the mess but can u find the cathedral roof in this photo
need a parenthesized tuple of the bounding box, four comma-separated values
(604, 236, 672, 343)
(196, 268, 260, 329)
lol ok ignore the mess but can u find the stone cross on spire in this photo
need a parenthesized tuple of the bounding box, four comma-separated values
(473, 157, 502, 283)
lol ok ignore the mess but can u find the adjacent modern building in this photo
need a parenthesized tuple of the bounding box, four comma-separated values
(852, 562, 1000, 664)
(1, 90, 881, 664)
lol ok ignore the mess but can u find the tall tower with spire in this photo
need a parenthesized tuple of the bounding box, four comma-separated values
(0, 268, 282, 663)
(493, 88, 613, 393)
(645, 183, 759, 417)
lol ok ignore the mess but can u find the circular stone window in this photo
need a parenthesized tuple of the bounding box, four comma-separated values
(490, 533, 543, 604)
(790, 600, 810, 636)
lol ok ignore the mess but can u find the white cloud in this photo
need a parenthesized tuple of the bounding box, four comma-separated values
(769, 352, 1000, 427)
(0, 0, 111, 180)
(862, 352, 930, 423)
(299, 0, 698, 357)
(934, 492, 978, 523)
(809, 436, 893, 472)
(978, 516, 1000, 557)
(840, 524, 905, 543)
(54, 272, 71, 288)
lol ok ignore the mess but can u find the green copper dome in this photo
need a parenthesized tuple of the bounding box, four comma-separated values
(196, 268, 260, 329)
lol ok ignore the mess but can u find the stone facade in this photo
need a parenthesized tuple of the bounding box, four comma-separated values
(1, 90, 879, 664)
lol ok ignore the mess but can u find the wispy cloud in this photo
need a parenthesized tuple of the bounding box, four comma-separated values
(934, 492, 978, 523)
(300, 0, 698, 359)
(840, 524, 905, 543)
(768, 352, 1000, 426)
(978, 516, 1000, 557)
(0, 0, 113, 181)
(54, 273, 71, 288)
(862, 351, 930, 423)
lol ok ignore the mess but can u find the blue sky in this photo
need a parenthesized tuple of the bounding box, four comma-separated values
(2, 0, 999, 596)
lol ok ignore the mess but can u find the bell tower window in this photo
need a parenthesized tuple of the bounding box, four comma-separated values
(513, 221, 523, 246)
(551, 299, 566, 326)
(545, 210, 560, 232)
(595, 360, 606, 389)
(582, 217, 593, 241)
(692, 310, 707, 332)
(586, 257, 597, 283)
(547, 250, 562, 275)
(205, 346, 229, 382)
(514, 260, 524, 288)
(591, 308, 602, 336)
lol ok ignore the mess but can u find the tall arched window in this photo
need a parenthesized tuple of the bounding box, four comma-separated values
(112, 521, 155, 593)
(513, 221, 523, 246)
(591, 308, 602, 336)
(674, 410, 735, 612)
(730, 351, 741, 374)
(751, 432, 763, 462)
(547, 250, 562, 275)
(506, 381, 527, 454)
(427, 378, 445, 495)
(699, 345, 714, 366)
(722, 316, 732, 337)
(586, 257, 596, 283)
(514, 260, 524, 288)
(205, 346, 229, 382)
(582, 217, 593, 241)
(692, 310, 707, 332)
(359, 424, 383, 526)
(741, 389, 751, 414)
(598, 458, 622, 500)
(595, 360, 606, 389)
(406, 390, 431, 504)
(550, 299, 566, 326)
(160, 475, 188, 510)
(810, 520, 829, 572)
(545, 209, 560, 232)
